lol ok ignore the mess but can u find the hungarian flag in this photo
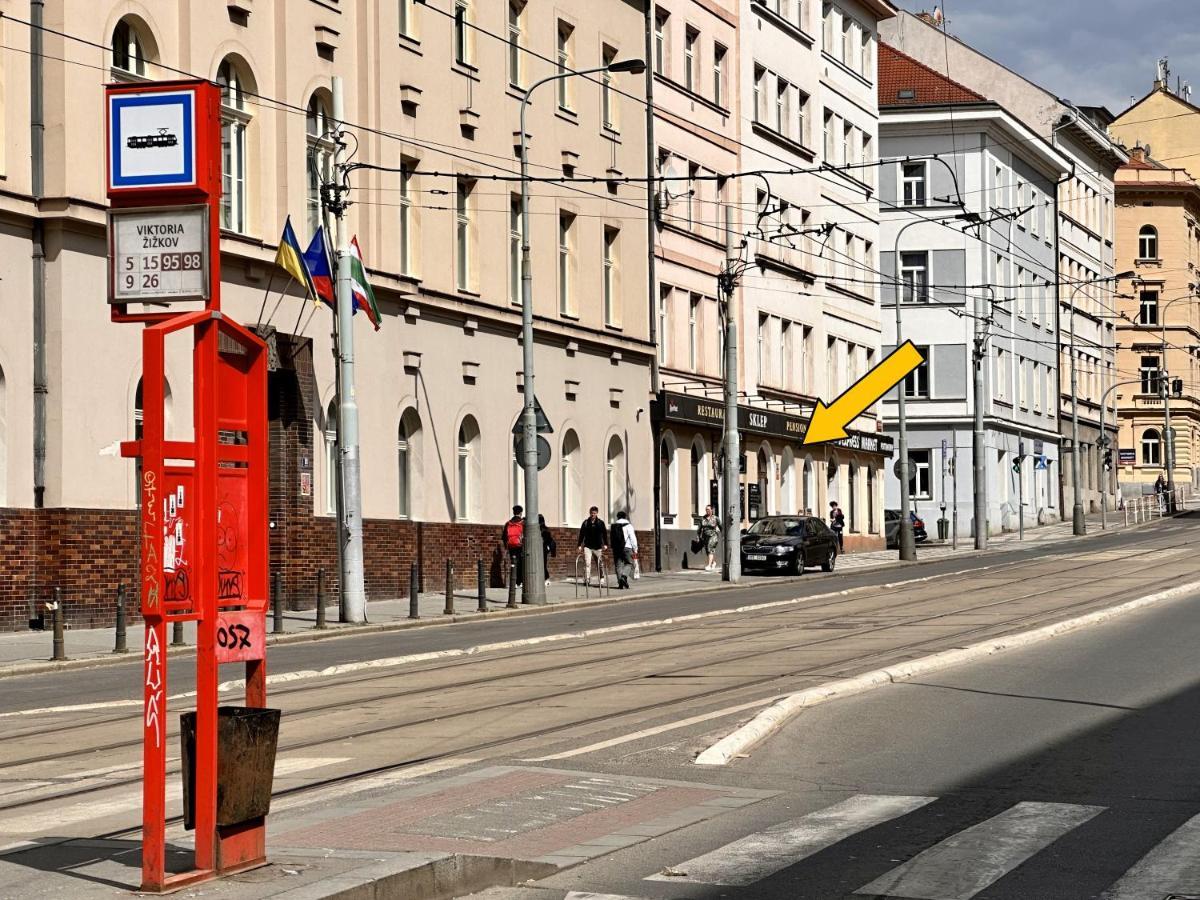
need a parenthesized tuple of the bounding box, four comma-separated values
(303, 227, 335, 306)
(349, 236, 381, 330)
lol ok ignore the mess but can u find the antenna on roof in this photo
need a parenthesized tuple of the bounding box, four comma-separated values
(1184, 82, 1193, 104)
(932, 5, 944, 26)
(1156, 57, 1171, 90)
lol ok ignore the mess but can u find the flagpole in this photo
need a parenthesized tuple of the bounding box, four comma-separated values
(263, 276, 294, 329)
(255, 271, 276, 330)
(289, 294, 309, 340)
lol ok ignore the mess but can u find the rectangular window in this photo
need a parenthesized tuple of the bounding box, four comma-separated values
(758, 313, 768, 384)
(822, 2, 833, 51)
(658, 285, 671, 365)
(797, 91, 809, 145)
(689, 294, 701, 370)
(604, 226, 620, 326)
(1016, 266, 1026, 318)
(841, 17, 853, 65)
(1018, 357, 1028, 408)
(781, 320, 793, 388)
(508, 2, 523, 87)
(910, 449, 932, 500)
(509, 195, 522, 306)
(558, 211, 575, 315)
(713, 43, 726, 106)
(842, 120, 851, 167)
(556, 21, 574, 109)
(399, 0, 415, 38)
(220, 116, 247, 233)
(1141, 355, 1161, 394)
(687, 162, 700, 229)
(996, 348, 1008, 401)
(454, 1, 470, 64)
(654, 8, 668, 76)
(601, 45, 617, 130)
(1140, 289, 1159, 325)
(823, 109, 834, 160)
(684, 27, 698, 93)
(754, 66, 767, 123)
(399, 161, 415, 276)
(776, 79, 789, 135)
(861, 25, 872, 79)
(456, 177, 474, 291)
(902, 162, 927, 206)
(900, 251, 928, 303)
(904, 344, 930, 398)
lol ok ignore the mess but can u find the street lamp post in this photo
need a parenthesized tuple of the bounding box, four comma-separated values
(517, 58, 644, 604)
(1067, 271, 1134, 536)
(891, 218, 923, 561)
(1097, 378, 1142, 529)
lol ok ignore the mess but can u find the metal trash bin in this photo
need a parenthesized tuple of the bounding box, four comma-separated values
(937, 518, 949, 540)
(181, 706, 281, 830)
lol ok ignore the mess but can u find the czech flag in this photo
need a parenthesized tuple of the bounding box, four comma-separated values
(273, 217, 318, 304)
(303, 227, 336, 306)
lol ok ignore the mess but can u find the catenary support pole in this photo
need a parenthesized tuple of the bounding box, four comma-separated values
(892, 219, 921, 560)
(721, 205, 741, 583)
(329, 76, 367, 623)
(272, 570, 283, 635)
(477, 558, 487, 613)
(114, 583, 128, 654)
(1069, 282, 1086, 535)
(408, 562, 419, 620)
(51, 587, 65, 661)
(315, 568, 327, 629)
(972, 293, 989, 550)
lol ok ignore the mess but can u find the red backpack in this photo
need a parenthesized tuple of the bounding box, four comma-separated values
(504, 519, 524, 550)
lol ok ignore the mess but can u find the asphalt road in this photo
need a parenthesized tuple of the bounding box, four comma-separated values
(485, 533, 1200, 899)
(0, 518, 1188, 713)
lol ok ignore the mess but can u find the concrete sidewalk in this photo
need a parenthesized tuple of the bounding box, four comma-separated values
(0, 507, 1172, 675)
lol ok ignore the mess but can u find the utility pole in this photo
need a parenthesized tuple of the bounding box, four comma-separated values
(972, 296, 989, 550)
(719, 205, 742, 583)
(327, 76, 367, 623)
(951, 431, 958, 550)
(1017, 440, 1024, 540)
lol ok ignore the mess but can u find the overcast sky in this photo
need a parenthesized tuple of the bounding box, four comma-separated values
(896, 1, 1200, 113)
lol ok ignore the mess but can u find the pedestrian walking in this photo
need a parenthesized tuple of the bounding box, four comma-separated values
(829, 501, 845, 551)
(577, 506, 608, 586)
(501, 505, 524, 587)
(1155, 473, 1167, 513)
(538, 514, 556, 587)
(695, 505, 721, 571)
(611, 511, 638, 590)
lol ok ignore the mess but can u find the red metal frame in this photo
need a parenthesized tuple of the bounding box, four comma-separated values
(109, 80, 270, 892)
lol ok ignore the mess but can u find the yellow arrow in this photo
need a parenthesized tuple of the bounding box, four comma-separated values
(802, 340, 925, 445)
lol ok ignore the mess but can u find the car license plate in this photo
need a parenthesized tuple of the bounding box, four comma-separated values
(747, 554, 767, 561)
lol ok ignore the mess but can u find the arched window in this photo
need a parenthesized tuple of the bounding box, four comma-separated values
(690, 439, 705, 518)
(1141, 427, 1161, 465)
(802, 457, 815, 514)
(867, 466, 877, 533)
(561, 430, 581, 524)
(826, 453, 840, 504)
(111, 18, 148, 77)
(1139, 225, 1158, 260)
(847, 461, 858, 532)
(398, 408, 421, 519)
(606, 435, 625, 519)
(457, 416, 481, 521)
(781, 448, 796, 515)
(324, 400, 339, 514)
(658, 432, 677, 517)
(306, 93, 334, 236)
(756, 446, 771, 518)
(217, 57, 253, 234)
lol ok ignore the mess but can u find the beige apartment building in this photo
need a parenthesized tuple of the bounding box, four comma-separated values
(1110, 146, 1200, 496)
(0, 0, 652, 628)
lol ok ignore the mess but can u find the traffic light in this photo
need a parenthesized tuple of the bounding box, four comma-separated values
(1173, 377, 1184, 397)
(1012, 455, 1023, 473)
(1104, 448, 1113, 471)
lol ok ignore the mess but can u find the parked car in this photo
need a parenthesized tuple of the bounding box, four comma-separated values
(740, 516, 838, 575)
(884, 509, 929, 548)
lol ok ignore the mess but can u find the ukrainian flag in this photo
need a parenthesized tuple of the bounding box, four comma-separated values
(274, 216, 319, 304)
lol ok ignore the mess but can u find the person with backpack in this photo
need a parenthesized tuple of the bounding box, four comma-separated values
(611, 511, 637, 590)
(577, 506, 608, 586)
(538, 514, 556, 587)
(829, 501, 845, 551)
(501, 505, 525, 587)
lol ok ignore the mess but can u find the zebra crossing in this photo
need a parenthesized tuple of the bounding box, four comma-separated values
(559, 793, 1200, 899)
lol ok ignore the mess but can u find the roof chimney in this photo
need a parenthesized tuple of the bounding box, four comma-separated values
(916, 8, 945, 28)
(1129, 145, 1146, 164)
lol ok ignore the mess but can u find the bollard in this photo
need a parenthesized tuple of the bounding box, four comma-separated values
(408, 562, 420, 619)
(172, 619, 185, 647)
(477, 558, 487, 613)
(315, 567, 327, 629)
(272, 570, 284, 634)
(113, 583, 129, 654)
(444, 560, 455, 615)
(51, 587, 66, 661)
(507, 562, 519, 609)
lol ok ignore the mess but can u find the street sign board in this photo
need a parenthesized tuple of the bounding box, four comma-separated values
(512, 433, 552, 470)
(108, 88, 198, 192)
(1119, 448, 1136, 465)
(511, 396, 554, 435)
(109, 205, 210, 304)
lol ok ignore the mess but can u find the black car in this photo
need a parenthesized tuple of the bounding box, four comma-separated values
(884, 509, 929, 548)
(740, 516, 838, 575)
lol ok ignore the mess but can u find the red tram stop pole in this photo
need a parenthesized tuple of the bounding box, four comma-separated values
(107, 79, 274, 892)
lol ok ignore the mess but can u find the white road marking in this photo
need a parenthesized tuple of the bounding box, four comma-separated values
(646, 794, 934, 886)
(1102, 812, 1200, 900)
(856, 801, 1103, 900)
(565, 894, 648, 900)
(0, 757, 347, 835)
(525, 696, 783, 761)
(0, 566, 1001, 719)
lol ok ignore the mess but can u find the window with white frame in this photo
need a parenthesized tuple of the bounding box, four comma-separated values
(1142, 428, 1161, 465)
(823, 109, 834, 160)
(1015, 266, 1026, 318)
(713, 43, 726, 106)
(841, 17, 853, 65)
(556, 21, 574, 109)
(601, 45, 617, 130)
(324, 400, 339, 515)
(398, 409, 421, 519)
(904, 344, 930, 398)
(684, 27, 698, 93)
(1140, 289, 1159, 325)
(860, 25, 872, 79)
(797, 90, 809, 145)
(399, 159, 416, 276)
(1141, 355, 1161, 394)
(1139, 225, 1159, 260)
(689, 294, 701, 370)
(1018, 357, 1028, 408)
(306, 93, 334, 237)
(456, 177, 474, 291)
(781, 320, 793, 389)
(217, 58, 250, 234)
(658, 285, 671, 365)
(822, 2, 833, 52)
(776, 78, 789, 135)
(508, 1, 524, 87)
(902, 161, 926, 206)
(900, 251, 929, 303)
(654, 7, 669, 76)
(758, 314, 768, 384)
(754, 66, 767, 123)
(454, 1, 471, 64)
(399, 0, 416, 38)
(606, 435, 626, 518)
(509, 195, 523, 306)
(558, 211, 575, 315)
(456, 416, 480, 520)
(111, 18, 148, 78)
(995, 348, 1009, 401)
(910, 449, 932, 499)
(604, 226, 620, 326)
(561, 430, 580, 524)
